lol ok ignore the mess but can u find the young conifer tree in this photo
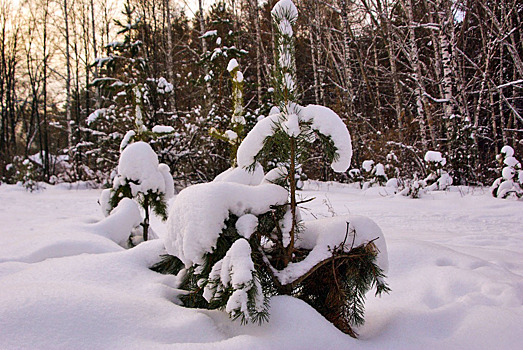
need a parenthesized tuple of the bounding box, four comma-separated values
(209, 58, 246, 166)
(237, 0, 352, 268)
(155, 0, 388, 337)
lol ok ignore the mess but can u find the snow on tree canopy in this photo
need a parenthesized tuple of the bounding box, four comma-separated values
(301, 105, 353, 172)
(504, 156, 520, 168)
(237, 104, 352, 173)
(362, 160, 374, 172)
(165, 182, 288, 267)
(203, 238, 263, 319)
(374, 163, 386, 177)
(115, 141, 173, 198)
(227, 58, 239, 72)
(501, 145, 515, 157)
(213, 163, 264, 186)
(152, 125, 174, 134)
(424, 151, 446, 165)
(274, 215, 388, 285)
(272, 0, 298, 22)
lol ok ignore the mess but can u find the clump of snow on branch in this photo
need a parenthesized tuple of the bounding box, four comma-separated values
(237, 103, 353, 173)
(113, 142, 174, 198)
(424, 150, 453, 191)
(274, 215, 388, 286)
(157, 77, 173, 94)
(271, 0, 298, 22)
(165, 182, 288, 267)
(213, 163, 264, 186)
(152, 125, 174, 134)
(203, 239, 264, 321)
(424, 151, 446, 166)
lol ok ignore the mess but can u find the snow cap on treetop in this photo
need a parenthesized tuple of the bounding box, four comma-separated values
(272, 0, 298, 23)
(424, 151, 446, 165)
(116, 141, 173, 197)
(500, 145, 514, 158)
(227, 58, 239, 72)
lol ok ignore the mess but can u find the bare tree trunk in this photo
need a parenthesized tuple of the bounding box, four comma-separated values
(198, 0, 212, 96)
(163, 0, 178, 116)
(338, 0, 354, 117)
(42, 0, 50, 180)
(90, 0, 101, 110)
(402, 0, 434, 151)
(63, 0, 74, 162)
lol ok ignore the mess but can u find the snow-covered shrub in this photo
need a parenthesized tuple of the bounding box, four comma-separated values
(104, 141, 174, 243)
(154, 0, 389, 337)
(491, 145, 523, 199)
(5, 157, 43, 192)
(385, 151, 400, 180)
(423, 151, 453, 191)
(360, 160, 388, 189)
(399, 175, 426, 198)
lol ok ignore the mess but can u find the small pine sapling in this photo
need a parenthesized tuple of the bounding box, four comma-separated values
(105, 141, 174, 244)
(209, 58, 246, 166)
(155, 0, 389, 338)
(491, 145, 523, 199)
(424, 151, 453, 191)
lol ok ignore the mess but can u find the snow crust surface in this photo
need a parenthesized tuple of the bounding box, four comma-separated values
(2, 183, 523, 349)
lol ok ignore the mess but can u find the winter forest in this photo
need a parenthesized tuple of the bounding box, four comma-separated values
(1, 0, 522, 187)
(1, 0, 523, 349)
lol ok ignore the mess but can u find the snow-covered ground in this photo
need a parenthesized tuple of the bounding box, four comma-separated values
(1, 182, 522, 349)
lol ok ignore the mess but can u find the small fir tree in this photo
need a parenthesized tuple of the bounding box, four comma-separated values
(103, 141, 174, 243)
(153, 0, 389, 338)
(423, 151, 453, 191)
(491, 145, 523, 199)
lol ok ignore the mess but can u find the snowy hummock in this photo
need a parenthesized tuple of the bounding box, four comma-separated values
(275, 215, 388, 285)
(114, 141, 174, 199)
(91, 198, 142, 247)
(152, 125, 174, 134)
(165, 182, 288, 267)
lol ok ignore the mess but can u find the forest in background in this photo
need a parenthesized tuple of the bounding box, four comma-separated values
(1, 0, 522, 188)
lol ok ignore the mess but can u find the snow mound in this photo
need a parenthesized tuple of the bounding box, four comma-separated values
(165, 182, 288, 267)
(92, 198, 142, 246)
